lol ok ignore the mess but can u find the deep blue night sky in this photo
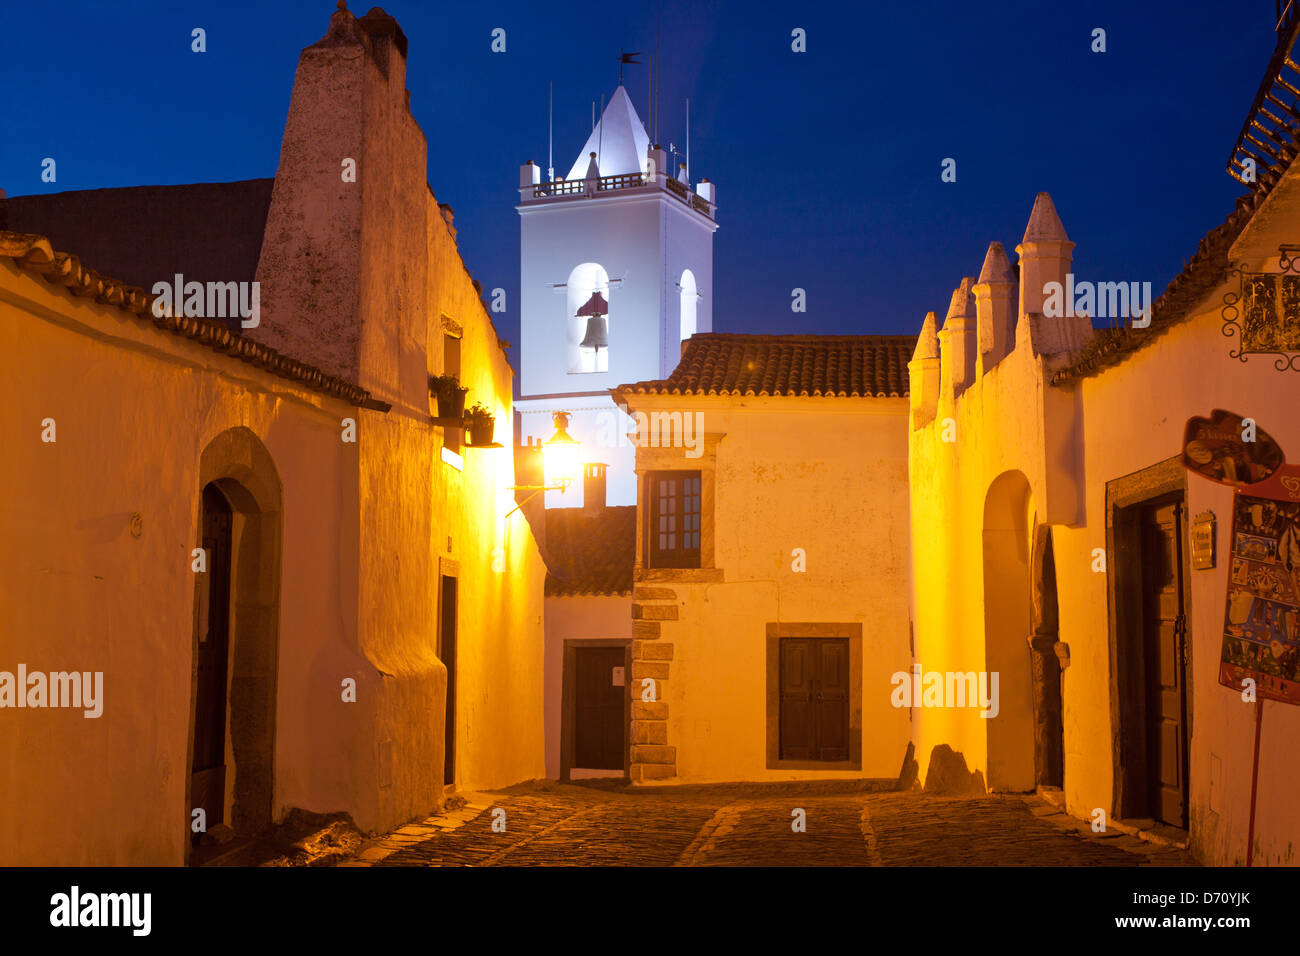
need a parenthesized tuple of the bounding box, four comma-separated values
(2, 0, 1278, 378)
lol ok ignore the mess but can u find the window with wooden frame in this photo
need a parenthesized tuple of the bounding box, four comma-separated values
(646, 470, 701, 569)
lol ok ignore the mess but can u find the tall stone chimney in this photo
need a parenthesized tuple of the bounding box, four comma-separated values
(250, 1, 428, 407)
(974, 241, 1017, 376)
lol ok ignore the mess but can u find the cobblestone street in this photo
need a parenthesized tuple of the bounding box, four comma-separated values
(341, 782, 1198, 867)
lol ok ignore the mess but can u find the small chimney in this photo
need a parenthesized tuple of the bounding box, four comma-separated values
(584, 462, 608, 512)
(647, 144, 668, 183)
(520, 159, 541, 190)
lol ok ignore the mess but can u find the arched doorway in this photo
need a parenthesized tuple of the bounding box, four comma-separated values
(1029, 525, 1064, 789)
(981, 471, 1036, 791)
(187, 428, 282, 862)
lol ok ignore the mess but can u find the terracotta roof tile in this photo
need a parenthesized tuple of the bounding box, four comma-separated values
(617, 333, 915, 398)
(543, 506, 636, 597)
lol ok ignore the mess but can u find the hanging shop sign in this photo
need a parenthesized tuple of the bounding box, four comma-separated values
(1181, 408, 1284, 487)
(1220, 250, 1300, 372)
(1218, 463, 1300, 705)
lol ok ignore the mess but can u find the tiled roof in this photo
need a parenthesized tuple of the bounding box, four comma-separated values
(616, 333, 915, 398)
(543, 505, 636, 597)
(1, 231, 378, 407)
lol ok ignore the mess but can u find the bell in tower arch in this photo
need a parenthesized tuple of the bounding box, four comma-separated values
(576, 290, 610, 352)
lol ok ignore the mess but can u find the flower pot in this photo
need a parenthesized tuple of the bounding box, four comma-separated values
(469, 418, 495, 446)
(437, 387, 467, 420)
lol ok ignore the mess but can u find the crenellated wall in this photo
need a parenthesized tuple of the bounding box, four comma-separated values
(907, 182, 1300, 865)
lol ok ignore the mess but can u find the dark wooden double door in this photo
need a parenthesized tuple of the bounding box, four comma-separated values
(779, 638, 849, 761)
(1139, 500, 1190, 829)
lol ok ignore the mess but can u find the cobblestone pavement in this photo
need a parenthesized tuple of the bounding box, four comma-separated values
(341, 782, 1197, 867)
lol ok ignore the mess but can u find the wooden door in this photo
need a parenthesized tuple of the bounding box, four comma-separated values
(780, 638, 849, 761)
(440, 575, 457, 787)
(815, 640, 851, 760)
(1141, 501, 1190, 828)
(574, 646, 626, 769)
(192, 484, 233, 844)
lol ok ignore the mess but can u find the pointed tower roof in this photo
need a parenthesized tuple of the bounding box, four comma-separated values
(944, 277, 976, 325)
(566, 86, 651, 181)
(1022, 192, 1069, 243)
(977, 242, 1014, 284)
(913, 312, 939, 360)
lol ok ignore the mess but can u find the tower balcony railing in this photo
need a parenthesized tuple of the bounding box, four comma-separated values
(523, 170, 715, 219)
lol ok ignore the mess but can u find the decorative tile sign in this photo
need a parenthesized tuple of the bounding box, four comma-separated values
(1219, 464, 1300, 705)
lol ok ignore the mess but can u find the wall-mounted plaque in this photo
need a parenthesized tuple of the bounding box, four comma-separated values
(1192, 511, 1216, 570)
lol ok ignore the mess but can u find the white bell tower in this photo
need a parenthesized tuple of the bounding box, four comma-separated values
(516, 85, 718, 507)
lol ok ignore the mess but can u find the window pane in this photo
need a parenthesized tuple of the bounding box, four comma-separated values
(647, 469, 702, 569)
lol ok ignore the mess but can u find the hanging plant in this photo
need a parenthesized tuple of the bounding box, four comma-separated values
(465, 402, 496, 446)
(429, 374, 468, 420)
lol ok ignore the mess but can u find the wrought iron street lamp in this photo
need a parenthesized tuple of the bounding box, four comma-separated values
(542, 412, 582, 489)
(507, 411, 582, 517)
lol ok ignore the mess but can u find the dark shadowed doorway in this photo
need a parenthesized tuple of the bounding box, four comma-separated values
(440, 574, 458, 787)
(191, 484, 233, 846)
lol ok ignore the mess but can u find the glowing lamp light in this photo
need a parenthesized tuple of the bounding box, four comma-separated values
(543, 412, 582, 490)
(504, 411, 585, 519)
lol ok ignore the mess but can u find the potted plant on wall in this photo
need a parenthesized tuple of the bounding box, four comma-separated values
(465, 403, 496, 446)
(429, 374, 468, 420)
